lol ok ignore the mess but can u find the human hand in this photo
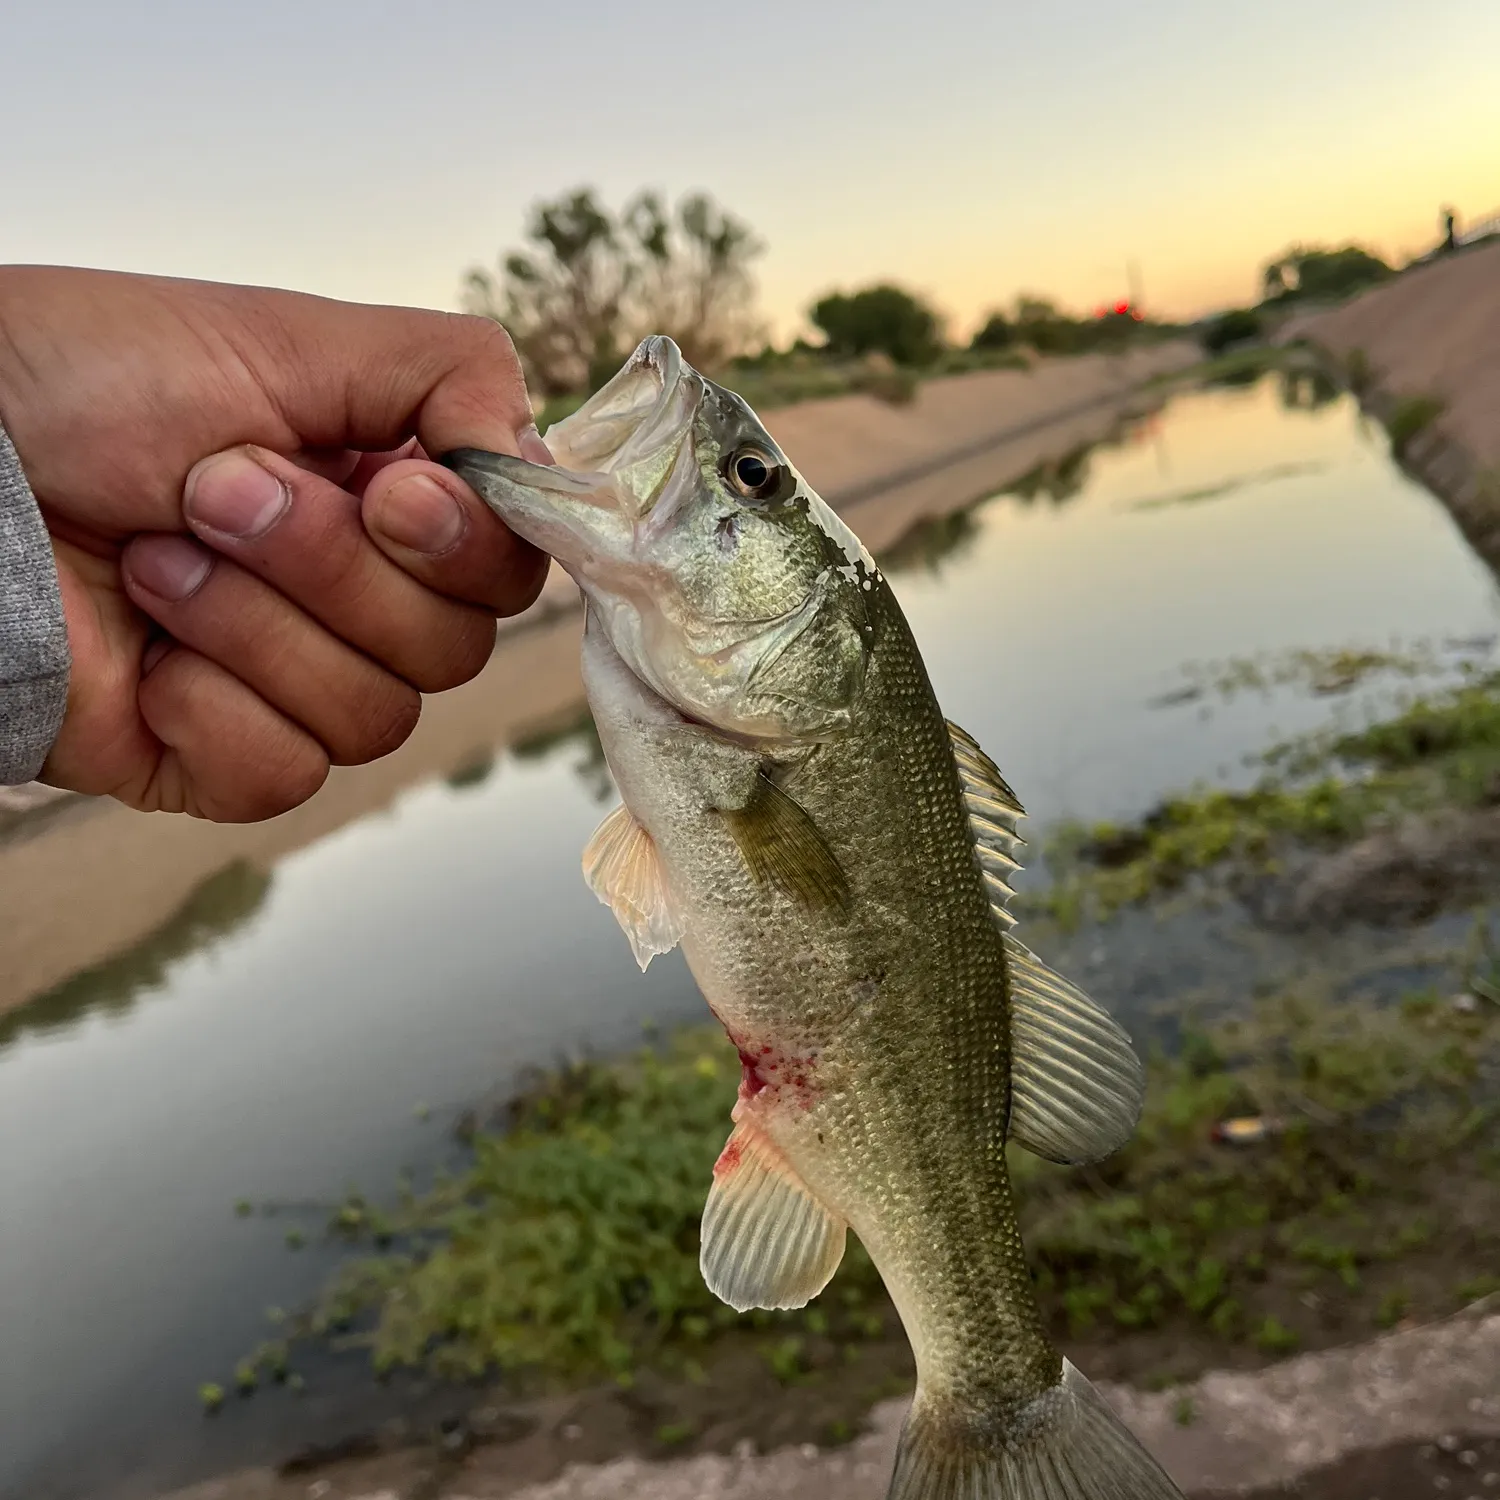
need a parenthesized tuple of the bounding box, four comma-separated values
(0, 266, 553, 820)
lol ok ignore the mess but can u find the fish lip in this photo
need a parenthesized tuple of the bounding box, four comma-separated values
(438, 446, 624, 578)
(545, 335, 695, 479)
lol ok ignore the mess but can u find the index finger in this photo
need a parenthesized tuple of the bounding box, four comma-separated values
(219, 287, 542, 459)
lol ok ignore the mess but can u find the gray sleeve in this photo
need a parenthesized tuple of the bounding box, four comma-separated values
(0, 423, 70, 785)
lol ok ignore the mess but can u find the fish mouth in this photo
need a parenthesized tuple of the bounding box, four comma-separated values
(441, 336, 700, 581)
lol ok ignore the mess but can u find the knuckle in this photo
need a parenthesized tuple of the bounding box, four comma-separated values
(407, 618, 496, 693)
(228, 752, 328, 822)
(329, 677, 422, 766)
(446, 314, 531, 416)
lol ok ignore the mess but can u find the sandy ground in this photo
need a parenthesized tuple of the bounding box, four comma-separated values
(155, 1306, 1500, 1500)
(0, 341, 1195, 1018)
(1280, 239, 1500, 474)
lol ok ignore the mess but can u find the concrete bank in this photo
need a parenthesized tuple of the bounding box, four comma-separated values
(1281, 240, 1500, 569)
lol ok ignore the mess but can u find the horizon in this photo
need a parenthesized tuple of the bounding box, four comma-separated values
(2, 0, 1495, 345)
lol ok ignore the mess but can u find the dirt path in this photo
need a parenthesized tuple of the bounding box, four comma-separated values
(0, 342, 1195, 1022)
(156, 1307, 1499, 1499)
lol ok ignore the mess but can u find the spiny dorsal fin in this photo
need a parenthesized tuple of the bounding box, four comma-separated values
(701, 1120, 847, 1312)
(946, 720, 1144, 1163)
(1005, 936, 1146, 1164)
(948, 719, 1027, 924)
(582, 803, 685, 971)
(721, 772, 850, 913)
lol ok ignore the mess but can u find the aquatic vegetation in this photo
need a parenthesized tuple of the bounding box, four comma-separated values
(1124, 461, 1328, 513)
(1385, 394, 1446, 457)
(235, 988, 1497, 1397)
(1148, 641, 1479, 706)
(1039, 669, 1500, 924)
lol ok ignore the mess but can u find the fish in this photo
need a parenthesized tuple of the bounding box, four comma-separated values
(444, 336, 1185, 1499)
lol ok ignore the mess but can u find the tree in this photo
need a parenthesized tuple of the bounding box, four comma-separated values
(970, 311, 1015, 351)
(1259, 244, 1392, 307)
(464, 187, 763, 396)
(808, 284, 943, 366)
(1011, 294, 1078, 356)
(625, 191, 764, 374)
(1201, 307, 1263, 354)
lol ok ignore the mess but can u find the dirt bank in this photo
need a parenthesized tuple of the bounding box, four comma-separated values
(155, 1306, 1500, 1500)
(1282, 240, 1500, 566)
(0, 342, 1195, 1021)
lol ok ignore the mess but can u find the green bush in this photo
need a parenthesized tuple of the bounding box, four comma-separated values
(1201, 308, 1263, 354)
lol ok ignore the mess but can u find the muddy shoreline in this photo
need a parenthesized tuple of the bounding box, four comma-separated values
(152, 1305, 1500, 1500)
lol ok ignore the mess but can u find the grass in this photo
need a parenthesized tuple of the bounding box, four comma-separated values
(1031, 668, 1500, 925)
(1384, 394, 1446, 458)
(232, 981, 1499, 1401)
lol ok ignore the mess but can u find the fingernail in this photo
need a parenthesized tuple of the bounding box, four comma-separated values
(378, 474, 467, 555)
(185, 449, 290, 540)
(128, 535, 214, 601)
(519, 424, 554, 466)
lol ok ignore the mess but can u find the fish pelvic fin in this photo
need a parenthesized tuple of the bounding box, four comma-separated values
(889, 1359, 1186, 1500)
(1005, 937, 1146, 1165)
(582, 803, 685, 971)
(700, 1121, 846, 1312)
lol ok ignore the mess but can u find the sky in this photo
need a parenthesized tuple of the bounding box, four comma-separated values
(2, 0, 1496, 343)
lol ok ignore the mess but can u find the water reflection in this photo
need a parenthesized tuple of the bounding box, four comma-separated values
(0, 862, 272, 1049)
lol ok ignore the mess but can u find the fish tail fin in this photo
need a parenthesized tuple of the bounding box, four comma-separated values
(888, 1359, 1185, 1499)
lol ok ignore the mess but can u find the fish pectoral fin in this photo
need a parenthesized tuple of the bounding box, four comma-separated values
(700, 1122, 847, 1313)
(1005, 937, 1146, 1165)
(720, 772, 850, 913)
(581, 803, 685, 971)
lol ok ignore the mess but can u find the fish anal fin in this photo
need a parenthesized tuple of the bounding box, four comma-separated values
(1006, 937, 1145, 1165)
(721, 772, 850, 913)
(581, 803, 684, 971)
(701, 1121, 847, 1313)
(890, 1359, 1186, 1498)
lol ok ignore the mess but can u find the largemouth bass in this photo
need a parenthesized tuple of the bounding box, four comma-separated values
(445, 337, 1185, 1499)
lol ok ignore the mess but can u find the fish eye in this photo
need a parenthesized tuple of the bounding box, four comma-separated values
(726, 445, 781, 500)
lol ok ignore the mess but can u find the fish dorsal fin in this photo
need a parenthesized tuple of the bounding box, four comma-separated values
(948, 720, 1027, 928)
(581, 803, 685, 971)
(721, 771, 850, 913)
(700, 1120, 847, 1312)
(1005, 936, 1146, 1165)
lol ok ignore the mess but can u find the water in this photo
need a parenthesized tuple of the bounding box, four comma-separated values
(3, 374, 1497, 1499)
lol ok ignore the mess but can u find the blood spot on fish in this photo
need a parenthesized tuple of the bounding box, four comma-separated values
(713, 1137, 743, 1175)
(736, 1047, 769, 1095)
